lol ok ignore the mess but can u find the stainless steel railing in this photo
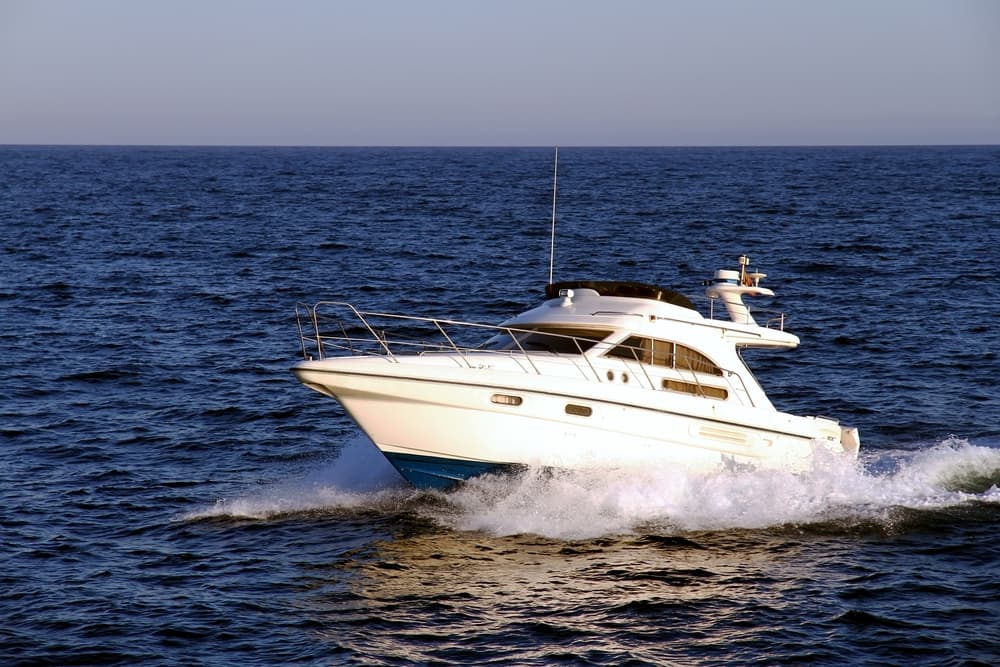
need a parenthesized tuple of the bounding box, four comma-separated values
(295, 301, 602, 380)
(294, 301, 758, 407)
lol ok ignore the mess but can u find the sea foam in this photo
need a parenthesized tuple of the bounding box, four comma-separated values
(186, 435, 1000, 539)
(182, 434, 406, 521)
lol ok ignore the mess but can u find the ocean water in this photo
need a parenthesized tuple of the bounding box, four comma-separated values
(1, 145, 999, 665)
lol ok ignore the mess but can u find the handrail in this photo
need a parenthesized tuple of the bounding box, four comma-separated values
(294, 303, 310, 360)
(434, 319, 471, 368)
(751, 307, 787, 331)
(704, 302, 787, 331)
(321, 302, 396, 361)
(299, 301, 592, 365)
(726, 370, 757, 408)
(503, 327, 542, 375)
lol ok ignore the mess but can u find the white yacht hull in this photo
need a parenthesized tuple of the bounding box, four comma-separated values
(292, 266, 861, 489)
(294, 356, 852, 489)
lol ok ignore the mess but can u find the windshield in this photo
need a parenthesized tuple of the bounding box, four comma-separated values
(480, 326, 613, 354)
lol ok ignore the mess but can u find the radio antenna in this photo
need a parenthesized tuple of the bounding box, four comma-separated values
(548, 146, 558, 285)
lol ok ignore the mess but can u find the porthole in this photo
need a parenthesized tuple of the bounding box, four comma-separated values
(491, 393, 523, 406)
(621, 372, 629, 384)
(606, 370, 614, 381)
(565, 404, 592, 417)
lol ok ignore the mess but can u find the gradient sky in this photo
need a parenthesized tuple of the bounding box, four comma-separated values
(1, 0, 997, 146)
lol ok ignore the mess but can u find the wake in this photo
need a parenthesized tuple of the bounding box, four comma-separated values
(182, 434, 407, 521)
(185, 435, 1000, 539)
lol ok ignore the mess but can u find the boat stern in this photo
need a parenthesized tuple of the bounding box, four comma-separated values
(839, 426, 861, 457)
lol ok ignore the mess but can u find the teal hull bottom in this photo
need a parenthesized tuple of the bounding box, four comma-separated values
(382, 451, 521, 490)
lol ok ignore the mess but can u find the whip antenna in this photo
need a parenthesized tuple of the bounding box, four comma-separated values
(548, 146, 558, 285)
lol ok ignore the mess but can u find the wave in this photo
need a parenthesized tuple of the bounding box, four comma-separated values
(183, 436, 1000, 539)
(181, 435, 407, 521)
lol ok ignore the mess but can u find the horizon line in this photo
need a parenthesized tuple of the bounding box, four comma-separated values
(1, 142, 998, 150)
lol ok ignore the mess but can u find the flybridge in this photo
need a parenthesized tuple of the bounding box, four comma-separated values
(544, 280, 697, 311)
(543, 258, 797, 349)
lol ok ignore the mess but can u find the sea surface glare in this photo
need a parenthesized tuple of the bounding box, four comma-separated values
(1, 146, 999, 666)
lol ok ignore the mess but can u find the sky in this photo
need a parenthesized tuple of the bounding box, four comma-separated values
(1, 0, 997, 146)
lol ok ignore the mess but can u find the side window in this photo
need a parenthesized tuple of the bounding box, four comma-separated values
(607, 337, 721, 375)
(663, 379, 728, 400)
(674, 344, 722, 375)
(606, 336, 651, 363)
(651, 339, 675, 367)
(482, 327, 612, 354)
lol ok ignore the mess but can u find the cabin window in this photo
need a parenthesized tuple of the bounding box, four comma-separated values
(606, 336, 722, 375)
(481, 327, 612, 354)
(565, 404, 593, 417)
(674, 344, 721, 375)
(662, 379, 729, 400)
(491, 394, 523, 406)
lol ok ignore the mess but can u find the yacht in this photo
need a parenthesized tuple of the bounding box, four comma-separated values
(293, 256, 860, 489)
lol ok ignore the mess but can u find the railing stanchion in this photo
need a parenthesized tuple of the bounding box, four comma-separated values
(434, 320, 469, 367)
(295, 304, 309, 360)
(509, 329, 542, 375)
(310, 305, 324, 360)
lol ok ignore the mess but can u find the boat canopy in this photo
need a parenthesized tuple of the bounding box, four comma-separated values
(545, 280, 696, 311)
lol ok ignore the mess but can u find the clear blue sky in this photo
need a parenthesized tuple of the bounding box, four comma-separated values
(1, 0, 997, 145)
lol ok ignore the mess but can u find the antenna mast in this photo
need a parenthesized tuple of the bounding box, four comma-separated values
(548, 146, 558, 285)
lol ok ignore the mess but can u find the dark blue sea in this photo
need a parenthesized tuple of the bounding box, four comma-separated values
(2, 145, 999, 666)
